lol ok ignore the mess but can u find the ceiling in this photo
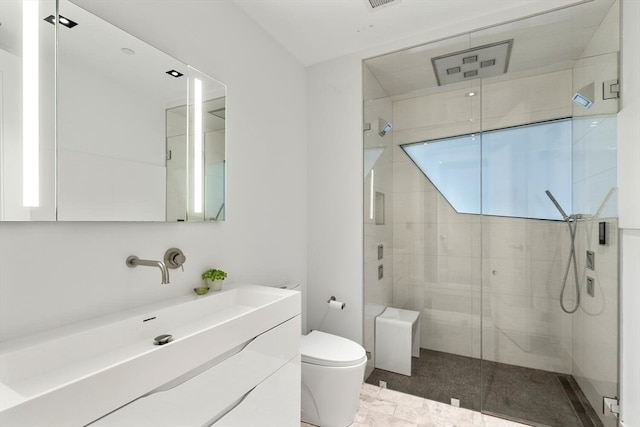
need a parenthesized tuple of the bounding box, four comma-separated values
(231, 0, 588, 66)
(364, 0, 617, 97)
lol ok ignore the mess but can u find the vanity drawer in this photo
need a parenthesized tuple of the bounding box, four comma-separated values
(89, 315, 300, 427)
(212, 355, 300, 426)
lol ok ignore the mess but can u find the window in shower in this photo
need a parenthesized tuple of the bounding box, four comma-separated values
(401, 118, 572, 220)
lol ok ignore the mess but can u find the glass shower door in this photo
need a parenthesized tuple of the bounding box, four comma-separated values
(363, 38, 486, 411)
(478, 47, 620, 426)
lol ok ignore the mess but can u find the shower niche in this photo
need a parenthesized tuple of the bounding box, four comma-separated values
(363, 1, 620, 426)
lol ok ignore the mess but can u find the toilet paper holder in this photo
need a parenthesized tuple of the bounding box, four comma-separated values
(327, 296, 346, 310)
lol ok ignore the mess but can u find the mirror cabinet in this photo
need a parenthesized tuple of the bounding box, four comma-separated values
(0, 0, 226, 221)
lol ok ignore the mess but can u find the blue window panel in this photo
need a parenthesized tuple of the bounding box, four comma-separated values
(402, 119, 572, 220)
(402, 135, 480, 214)
(482, 119, 572, 220)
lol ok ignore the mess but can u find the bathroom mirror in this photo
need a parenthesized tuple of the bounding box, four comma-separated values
(166, 72, 226, 222)
(0, 0, 227, 221)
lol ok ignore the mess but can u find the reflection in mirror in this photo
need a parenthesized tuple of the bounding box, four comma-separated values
(1, 0, 227, 221)
(56, 0, 185, 221)
(0, 0, 57, 221)
(166, 94, 226, 222)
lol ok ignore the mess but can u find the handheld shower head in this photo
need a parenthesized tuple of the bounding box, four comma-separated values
(545, 190, 569, 221)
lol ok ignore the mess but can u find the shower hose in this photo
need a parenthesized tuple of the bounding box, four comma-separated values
(560, 217, 581, 314)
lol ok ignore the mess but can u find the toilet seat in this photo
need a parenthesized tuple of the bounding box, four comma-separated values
(301, 330, 367, 367)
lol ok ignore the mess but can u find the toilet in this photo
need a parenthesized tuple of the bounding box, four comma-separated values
(300, 330, 367, 427)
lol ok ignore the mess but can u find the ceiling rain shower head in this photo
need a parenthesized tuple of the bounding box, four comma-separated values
(431, 39, 513, 86)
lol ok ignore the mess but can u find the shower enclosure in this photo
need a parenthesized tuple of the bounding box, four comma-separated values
(363, 1, 620, 426)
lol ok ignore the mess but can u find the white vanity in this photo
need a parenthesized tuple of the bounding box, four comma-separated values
(0, 284, 301, 426)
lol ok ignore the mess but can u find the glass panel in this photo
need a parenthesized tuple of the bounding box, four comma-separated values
(482, 120, 572, 220)
(570, 111, 618, 427)
(363, 32, 484, 413)
(477, 2, 619, 422)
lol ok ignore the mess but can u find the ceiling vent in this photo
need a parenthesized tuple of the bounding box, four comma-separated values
(365, 0, 400, 10)
(432, 39, 513, 86)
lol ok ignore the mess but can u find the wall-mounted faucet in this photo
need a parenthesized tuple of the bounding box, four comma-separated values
(126, 256, 170, 284)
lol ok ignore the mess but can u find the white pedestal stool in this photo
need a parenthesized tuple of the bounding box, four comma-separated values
(375, 307, 420, 376)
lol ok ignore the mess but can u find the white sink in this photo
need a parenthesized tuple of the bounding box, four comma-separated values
(0, 283, 300, 426)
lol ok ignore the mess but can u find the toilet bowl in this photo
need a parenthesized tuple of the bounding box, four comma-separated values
(300, 330, 367, 427)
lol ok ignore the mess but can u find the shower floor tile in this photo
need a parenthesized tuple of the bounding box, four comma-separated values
(365, 349, 603, 427)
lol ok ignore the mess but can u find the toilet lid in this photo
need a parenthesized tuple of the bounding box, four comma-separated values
(301, 331, 367, 367)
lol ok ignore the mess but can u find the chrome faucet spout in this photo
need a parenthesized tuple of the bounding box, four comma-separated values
(126, 256, 170, 284)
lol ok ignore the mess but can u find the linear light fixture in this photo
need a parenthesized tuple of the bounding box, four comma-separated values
(193, 78, 203, 213)
(369, 169, 375, 220)
(23, 0, 39, 207)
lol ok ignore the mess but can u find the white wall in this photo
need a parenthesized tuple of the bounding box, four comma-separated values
(0, 0, 307, 341)
(306, 55, 364, 344)
(619, 0, 640, 425)
(618, 0, 640, 228)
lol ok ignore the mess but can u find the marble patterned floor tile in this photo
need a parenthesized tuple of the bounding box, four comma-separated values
(360, 393, 399, 415)
(362, 383, 383, 398)
(362, 410, 420, 427)
(301, 384, 531, 427)
(379, 388, 426, 409)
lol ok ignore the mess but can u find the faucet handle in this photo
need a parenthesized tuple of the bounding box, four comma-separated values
(164, 248, 186, 270)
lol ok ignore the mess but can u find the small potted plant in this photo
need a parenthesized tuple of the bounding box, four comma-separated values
(201, 268, 227, 291)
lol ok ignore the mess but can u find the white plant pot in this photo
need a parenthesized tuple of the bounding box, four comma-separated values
(206, 279, 224, 291)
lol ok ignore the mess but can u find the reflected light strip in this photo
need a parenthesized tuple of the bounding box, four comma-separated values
(23, 0, 39, 207)
(193, 78, 203, 213)
(369, 169, 374, 220)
